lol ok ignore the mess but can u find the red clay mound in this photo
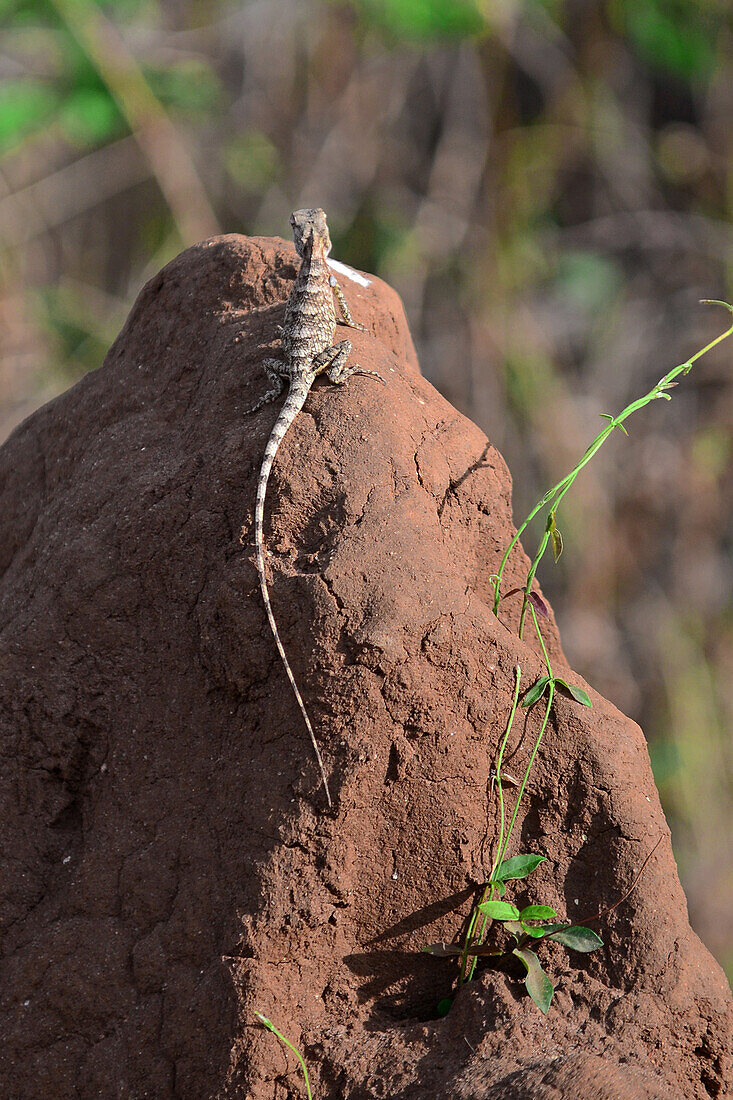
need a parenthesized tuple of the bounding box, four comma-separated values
(0, 235, 730, 1099)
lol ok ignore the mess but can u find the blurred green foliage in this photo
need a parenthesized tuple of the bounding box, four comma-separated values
(0, 80, 56, 151)
(347, 0, 485, 40)
(615, 0, 722, 80)
(223, 131, 281, 193)
(58, 85, 122, 145)
(0, 0, 220, 160)
(146, 60, 221, 114)
(553, 253, 623, 316)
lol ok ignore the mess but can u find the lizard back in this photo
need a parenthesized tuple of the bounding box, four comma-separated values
(281, 231, 336, 374)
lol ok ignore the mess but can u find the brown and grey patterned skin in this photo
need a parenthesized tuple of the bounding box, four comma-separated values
(245, 208, 384, 808)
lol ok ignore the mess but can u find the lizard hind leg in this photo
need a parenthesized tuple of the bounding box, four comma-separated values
(328, 355, 386, 385)
(244, 358, 287, 415)
(312, 339, 351, 380)
(313, 341, 386, 386)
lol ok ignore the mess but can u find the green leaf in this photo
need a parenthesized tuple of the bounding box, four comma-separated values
(520, 903, 557, 936)
(553, 679, 592, 707)
(521, 676, 551, 708)
(495, 854, 546, 882)
(477, 900, 520, 921)
(568, 684, 591, 706)
(530, 921, 568, 935)
(550, 526, 563, 563)
(519, 905, 557, 921)
(513, 948, 554, 1014)
(488, 879, 506, 897)
(436, 996, 453, 1016)
(615, 422, 629, 436)
(520, 923, 549, 938)
(548, 925, 604, 952)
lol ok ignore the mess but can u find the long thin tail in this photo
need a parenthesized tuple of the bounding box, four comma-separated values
(255, 384, 333, 808)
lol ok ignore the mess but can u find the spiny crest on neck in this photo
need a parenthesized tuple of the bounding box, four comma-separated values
(290, 207, 331, 260)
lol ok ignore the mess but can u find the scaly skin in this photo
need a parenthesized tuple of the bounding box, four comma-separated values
(245, 208, 384, 808)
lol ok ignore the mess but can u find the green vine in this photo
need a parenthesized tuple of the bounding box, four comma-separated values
(426, 301, 733, 1013)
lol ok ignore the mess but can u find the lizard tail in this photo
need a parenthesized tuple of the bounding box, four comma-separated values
(255, 386, 333, 809)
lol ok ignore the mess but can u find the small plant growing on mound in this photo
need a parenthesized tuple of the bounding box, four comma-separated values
(255, 1013, 313, 1099)
(477, 882, 603, 1016)
(425, 301, 733, 1013)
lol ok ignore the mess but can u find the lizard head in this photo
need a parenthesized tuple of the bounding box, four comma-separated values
(290, 208, 331, 258)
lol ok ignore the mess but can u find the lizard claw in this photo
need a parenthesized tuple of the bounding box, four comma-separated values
(355, 368, 386, 384)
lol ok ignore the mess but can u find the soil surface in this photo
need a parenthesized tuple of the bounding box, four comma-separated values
(1, 235, 730, 1099)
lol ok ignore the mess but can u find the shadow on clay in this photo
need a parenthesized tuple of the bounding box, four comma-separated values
(343, 886, 483, 1023)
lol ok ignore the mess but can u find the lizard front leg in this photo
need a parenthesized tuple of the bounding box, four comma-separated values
(244, 358, 287, 415)
(312, 340, 386, 385)
(329, 275, 365, 331)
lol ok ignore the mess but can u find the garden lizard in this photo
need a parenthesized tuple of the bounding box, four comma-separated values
(244, 207, 384, 808)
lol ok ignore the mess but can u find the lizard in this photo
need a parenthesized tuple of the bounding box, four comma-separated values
(243, 207, 384, 809)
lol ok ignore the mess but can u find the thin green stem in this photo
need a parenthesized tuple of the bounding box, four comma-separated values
(460, 665, 522, 983)
(490, 664, 522, 883)
(518, 526, 551, 638)
(499, 615, 554, 870)
(492, 302, 733, 618)
(462, 608, 554, 983)
(459, 907, 480, 985)
(459, 304, 733, 994)
(491, 480, 571, 613)
(531, 605, 554, 676)
(255, 1014, 313, 1100)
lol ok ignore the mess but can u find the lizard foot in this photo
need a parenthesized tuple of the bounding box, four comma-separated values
(244, 358, 286, 414)
(353, 367, 387, 384)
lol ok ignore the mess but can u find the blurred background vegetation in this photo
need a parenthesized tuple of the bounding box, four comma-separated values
(1, 0, 731, 975)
